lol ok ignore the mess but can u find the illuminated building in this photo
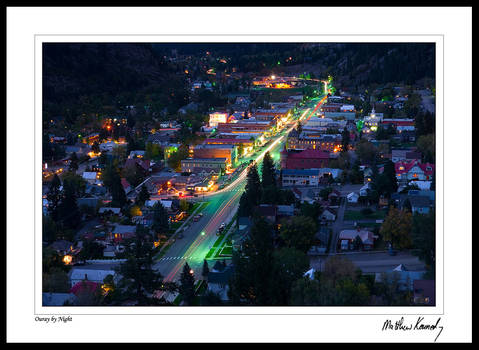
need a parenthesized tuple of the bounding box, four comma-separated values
(209, 111, 231, 128)
(190, 144, 237, 167)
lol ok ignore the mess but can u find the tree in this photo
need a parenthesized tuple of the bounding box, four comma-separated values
(341, 129, 350, 151)
(179, 262, 196, 305)
(62, 171, 87, 198)
(136, 184, 150, 206)
(229, 218, 278, 305)
(237, 143, 244, 158)
(43, 267, 71, 293)
(110, 173, 127, 208)
(111, 145, 127, 163)
(272, 247, 310, 304)
(200, 290, 223, 306)
(116, 225, 169, 305)
(42, 215, 59, 243)
(374, 160, 398, 198)
(201, 259, 210, 280)
(290, 277, 322, 305)
(300, 201, 322, 221)
(380, 207, 413, 249)
(58, 176, 82, 230)
(261, 151, 276, 189)
(46, 174, 62, 221)
(151, 201, 169, 236)
(68, 152, 79, 172)
(167, 144, 189, 172)
(179, 199, 190, 212)
(239, 164, 262, 217)
(78, 239, 104, 262)
(279, 216, 317, 253)
(411, 210, 435, 274)
(416, 133, 435, 163)
(355, 139, 378, 165)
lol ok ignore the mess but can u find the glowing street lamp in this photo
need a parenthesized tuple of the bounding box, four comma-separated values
(63, 255, 72, 265)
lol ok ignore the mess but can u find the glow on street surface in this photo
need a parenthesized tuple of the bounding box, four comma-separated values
(154, 90, 330, 301)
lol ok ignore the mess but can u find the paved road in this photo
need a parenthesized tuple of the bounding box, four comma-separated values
(310, 251, 425, 274)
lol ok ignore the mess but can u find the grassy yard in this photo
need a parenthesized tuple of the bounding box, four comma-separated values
(217, 246, 233, 257)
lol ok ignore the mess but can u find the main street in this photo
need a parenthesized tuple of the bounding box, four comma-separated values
(153, 92, 330, 300)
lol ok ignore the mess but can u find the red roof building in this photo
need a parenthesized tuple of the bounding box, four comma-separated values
(70, 281, 100, 296)
(280, 148, 331, 169)
(395, 160, 435, 182)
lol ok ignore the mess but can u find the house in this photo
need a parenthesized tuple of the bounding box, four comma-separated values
(409, 195, 432, 214)
(68, 266, 117, 287)
(391, 149, 422, 163)
(328, 189, 341, 205)
(359, 183, 372, 197)
(256, 204, 277, 224)
(181, 158, 227, 174)
(128, 150, 146, 159)
(98, 207, 121, 215)
(42, 292, 78, 306)
(111, 224, 136, 242)
(363, 167, 374, 183)
(280, 148, 331, 170)
(321, 209, 336, 222)
(339, 228, 377, 250)
(207, 264, 235, 301)
(375, 264, 426, 292)
(77, 197, 99, 208)
(347, 192, 359, 204)
(48, 240, 74, 255)
(232, 217, 253, 251)
(409, 180, 431, 191)
(413, 280, 435, 305)
(395, 160, 434, 182)
(82, 171, 100, 185)
(121, 178, 132, 194)
(318, 168, 342, 180)
(281, 169, 320, 187)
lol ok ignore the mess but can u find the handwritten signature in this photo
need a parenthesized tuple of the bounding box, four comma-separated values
(382, 317, 443, 342)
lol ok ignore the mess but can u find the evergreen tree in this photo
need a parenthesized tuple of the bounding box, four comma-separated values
(68, 152, 79, 172)
(136, 184, 150, 206)
(341, 128, 350, 151)
(151, 201, 169, 237)
(179, 262, 196, 306)
(116, 225, 169, 305)
(202, 259, 210, 280)
(229, 218, 278, 305)
(279, 216, 317, 253)
(110, 173, 127, 208)
(245, 164, 262, 206)
(411, 210, 435, 273)
(58, 177, 82, 230)
(46, 174, 62, 221)
(91, 141, 100, 154)
(261, 151, 276, 189)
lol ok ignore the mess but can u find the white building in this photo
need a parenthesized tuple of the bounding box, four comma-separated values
(347, 192, 359, 203)
(209, 111, 230, 128)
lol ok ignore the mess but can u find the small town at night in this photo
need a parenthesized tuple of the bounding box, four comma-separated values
(41, 42, 437, 307)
